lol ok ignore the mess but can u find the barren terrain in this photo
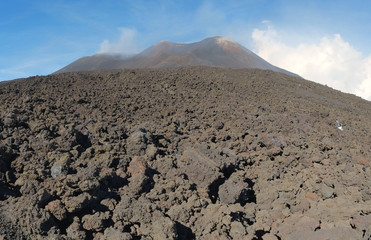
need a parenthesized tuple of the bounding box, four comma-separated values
(0, 67, 370, 239)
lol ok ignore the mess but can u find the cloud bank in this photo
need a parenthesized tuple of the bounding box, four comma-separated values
(98, 27, 141, 55)
(252, 25, 371, 101)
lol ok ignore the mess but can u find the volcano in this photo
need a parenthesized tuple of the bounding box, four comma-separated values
(55, 36, 297, 76)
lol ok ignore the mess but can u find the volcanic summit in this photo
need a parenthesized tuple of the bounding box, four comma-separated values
(55, 36, 297, 76)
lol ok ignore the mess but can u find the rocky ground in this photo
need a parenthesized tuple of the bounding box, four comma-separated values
(0, 67, 370, 240)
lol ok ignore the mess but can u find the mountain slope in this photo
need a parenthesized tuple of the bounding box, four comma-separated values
(55, 54, 129, 73)
(55, 37, 298, 76)
(0, 67, 370, 239)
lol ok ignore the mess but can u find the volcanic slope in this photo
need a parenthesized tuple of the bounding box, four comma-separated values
(0, 67, 370, 240)
(55, 36, 297, 77)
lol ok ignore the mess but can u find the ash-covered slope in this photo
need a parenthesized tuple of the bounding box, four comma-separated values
(0, 67, 370, 239)
(55, 54, 129, 73)
(55, 37, 298, 77)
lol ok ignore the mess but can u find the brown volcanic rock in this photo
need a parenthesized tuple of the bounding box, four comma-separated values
(0, 67, 370, 239)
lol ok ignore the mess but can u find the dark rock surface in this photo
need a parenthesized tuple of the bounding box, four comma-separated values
(0, 67, 370, 239)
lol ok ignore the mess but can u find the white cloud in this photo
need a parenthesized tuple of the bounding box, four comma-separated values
(251, 25, 371, 101)
(98, 27, 141, 55)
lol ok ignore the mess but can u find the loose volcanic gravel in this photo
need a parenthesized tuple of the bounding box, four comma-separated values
(0, 67, 370, 240)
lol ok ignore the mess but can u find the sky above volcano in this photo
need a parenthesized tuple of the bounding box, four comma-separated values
(1, 0, 371, 100)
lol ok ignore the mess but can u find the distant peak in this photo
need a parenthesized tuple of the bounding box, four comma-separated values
(215, 37, 237, 46)
(158, 40, 172, 43)
(205, 36, 233, 42)
(56, 35, 298, 77)
(201, 36, 238, 48)
(155, 40, 174, 45)
(214, 36, 233, 42)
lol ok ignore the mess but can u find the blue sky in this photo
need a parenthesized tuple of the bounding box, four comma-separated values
(1, 0, 371, 100)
